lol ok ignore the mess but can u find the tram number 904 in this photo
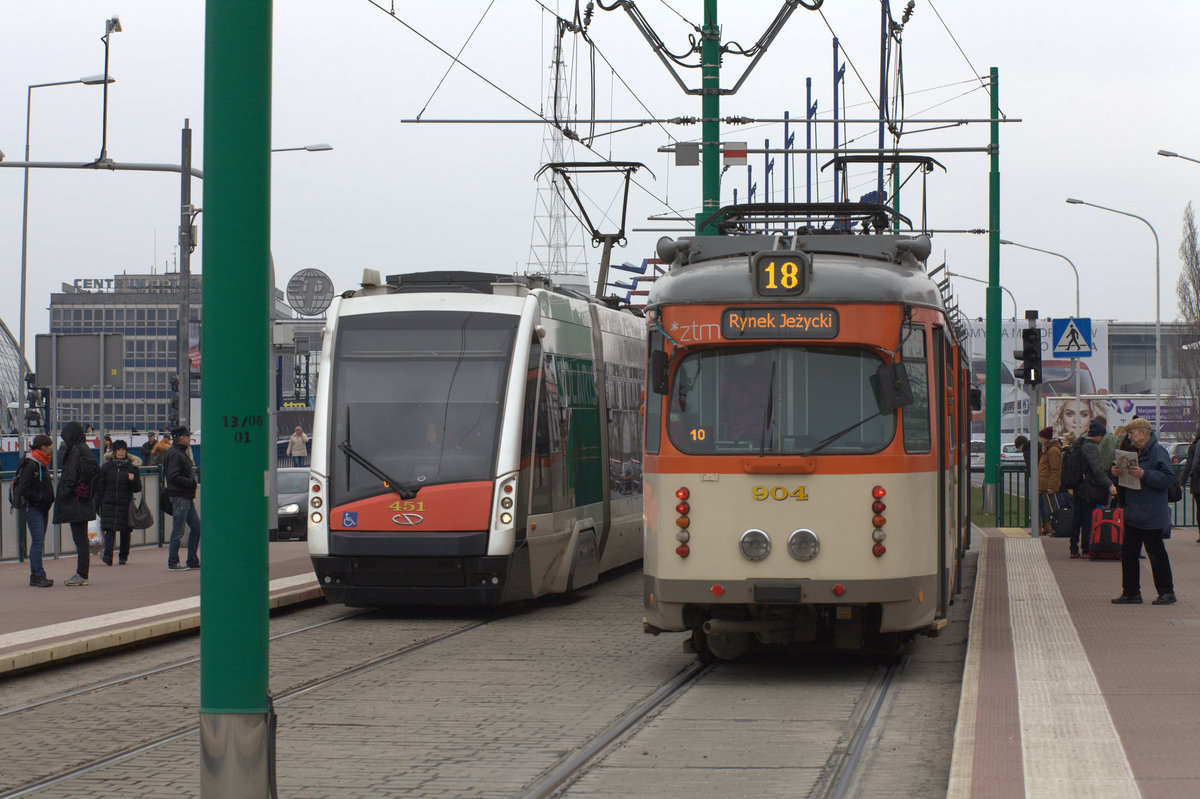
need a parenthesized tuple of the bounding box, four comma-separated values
(752, 486, 810, 501)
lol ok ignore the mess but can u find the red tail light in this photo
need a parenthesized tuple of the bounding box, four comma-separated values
(675, 487, 690, 500)
(872, 543, 886, 557)
(872, 485, 886, 499)
(675, 501, 690, 515)
(872, 500, 885, 513)
(675, 544, 690, 558)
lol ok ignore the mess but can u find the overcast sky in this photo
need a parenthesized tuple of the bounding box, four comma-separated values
(3, 1, 1198, 360)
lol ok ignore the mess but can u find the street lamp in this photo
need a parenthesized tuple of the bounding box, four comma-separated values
(1158, 149, 1200, 165)
(270, 143, 334, 153)
(947, 270, 1018, 320)
(1066, 197, 1161, 430)
(1000, 239, 1083, 433)
(17, 74, 115, 456)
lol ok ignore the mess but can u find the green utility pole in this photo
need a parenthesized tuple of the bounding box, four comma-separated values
(695, 0, 720, 236)
(984, 67, 1001, 507)
(200, 1, 272, 796)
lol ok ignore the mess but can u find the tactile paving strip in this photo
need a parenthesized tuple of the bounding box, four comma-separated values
(1005, 537, 1140, 797)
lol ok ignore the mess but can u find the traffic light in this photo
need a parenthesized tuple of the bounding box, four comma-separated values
(1013, 328, 1042, 385)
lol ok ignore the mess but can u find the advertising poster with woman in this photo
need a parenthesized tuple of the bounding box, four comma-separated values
(1045, 395, 1197, 441)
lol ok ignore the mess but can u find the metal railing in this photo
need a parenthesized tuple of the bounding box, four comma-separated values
(1, 466, 187, 563)
(972, 462, 1198, 530)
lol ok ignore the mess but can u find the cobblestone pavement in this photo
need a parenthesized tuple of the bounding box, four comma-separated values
(3, 559, 973, 798)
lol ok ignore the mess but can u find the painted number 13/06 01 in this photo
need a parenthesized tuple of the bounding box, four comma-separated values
(752, 486, 809, 501)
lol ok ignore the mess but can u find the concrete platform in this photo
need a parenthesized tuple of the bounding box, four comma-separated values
(0, 540, 320, 674)
(951, 526, 1200, 799)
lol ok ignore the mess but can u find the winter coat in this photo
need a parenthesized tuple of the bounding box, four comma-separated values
(1098, 433, 1119, 473)
(1118, 431, 1174, 531)
(52, 421, 98, 524)
(163, 441, 197, 500)
(286, 432, 309, 458)
(96, 452, 143, 531)
(1076, 437, 1113, 505)
(1182, 435, 1200, 495)
(150, 439, 171, 467)
(1038, 438, 1062, 492)
(14, 454, 54, 513)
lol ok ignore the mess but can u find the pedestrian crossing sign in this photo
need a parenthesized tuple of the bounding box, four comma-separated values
(1052, 317, 1092, 358)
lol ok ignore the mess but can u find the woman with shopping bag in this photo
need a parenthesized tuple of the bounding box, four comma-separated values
(95, 439, 143, 566)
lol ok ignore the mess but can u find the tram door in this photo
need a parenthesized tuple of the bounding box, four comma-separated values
(932, 328, 950, 619)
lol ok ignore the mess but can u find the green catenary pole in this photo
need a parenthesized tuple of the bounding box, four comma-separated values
(200, 1, 272, 795)
(695, 0, 720, 236)
(984, 67, 1001, 501)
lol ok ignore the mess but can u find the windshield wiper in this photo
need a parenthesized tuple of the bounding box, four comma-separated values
(759, 359, 776, 456)
(800, 411, 886, 456)
(339, 441, 419, 500)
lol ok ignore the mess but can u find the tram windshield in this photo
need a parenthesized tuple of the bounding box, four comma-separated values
(329, 311, 518, 503)
(666, 346, 895, 455)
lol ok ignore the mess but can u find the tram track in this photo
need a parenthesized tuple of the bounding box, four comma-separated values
(0, 607, 375, 717)
(810, 656, 907, 799)
(517, 660, 710, 799)
(0, 617, 494, 799)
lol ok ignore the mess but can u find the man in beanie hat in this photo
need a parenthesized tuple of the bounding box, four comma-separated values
(1037, 426, 1062, 535)
(163, 426, 201, 571)
(1110, 418, 1176, 605)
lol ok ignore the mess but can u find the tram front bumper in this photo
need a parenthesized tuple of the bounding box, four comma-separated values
(312, 555, 509, 605)
(643, 573, 938, 633)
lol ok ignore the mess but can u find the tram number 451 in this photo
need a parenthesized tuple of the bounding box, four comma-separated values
(753, 486, 810, 501)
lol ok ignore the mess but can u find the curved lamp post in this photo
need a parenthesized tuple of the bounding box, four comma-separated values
(17, 74, 115, 454)
(1000, 239, 1083, 431)
(1066, 197, 1160, 431)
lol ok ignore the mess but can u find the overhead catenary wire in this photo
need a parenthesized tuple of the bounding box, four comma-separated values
(926, 0, 1005, 118)
(365, 0, 685, 221)
(415, 0, 498, 120)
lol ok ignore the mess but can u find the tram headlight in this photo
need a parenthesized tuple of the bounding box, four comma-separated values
(311, 511, 323, 525)
(872, 528, 887, 543)
(500, 496, 513, 509)
(310, 496, 322, 509)
(739, 529, 771, 561)
(787, 529, 820, 561)
(499, 512, 513, 525)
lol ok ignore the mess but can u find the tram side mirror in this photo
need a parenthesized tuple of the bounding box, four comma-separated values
(969, 386, 982, 411)
(873, 363, 913, 410)
(650, 350, 670, 395)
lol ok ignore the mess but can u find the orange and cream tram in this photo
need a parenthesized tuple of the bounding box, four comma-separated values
(641, 203, 971, 659)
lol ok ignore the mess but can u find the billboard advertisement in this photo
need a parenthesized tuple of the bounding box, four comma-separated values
(1045, 395, 1196, 442)
(966, 319, 1110, 435)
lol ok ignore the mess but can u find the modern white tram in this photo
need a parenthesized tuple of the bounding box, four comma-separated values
(307, 270, 645, 605)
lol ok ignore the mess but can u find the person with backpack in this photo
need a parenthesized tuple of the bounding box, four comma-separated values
(1064, 419, 1118, 558)
(13, 434, 56, 587)
(95, 439, 142, 566)
(163, 426, 201, 571)
(52, 421, 100, 586)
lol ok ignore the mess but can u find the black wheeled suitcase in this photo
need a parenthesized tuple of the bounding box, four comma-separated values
(1089, 503, 1124, 560)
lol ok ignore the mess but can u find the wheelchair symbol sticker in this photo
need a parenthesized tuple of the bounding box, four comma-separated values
(342, 512, 358, 528)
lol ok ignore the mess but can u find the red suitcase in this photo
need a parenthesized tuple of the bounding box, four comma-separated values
(1089, 504, 1123, 560)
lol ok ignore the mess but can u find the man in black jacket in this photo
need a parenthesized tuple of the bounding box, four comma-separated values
(164, 426, 201, 571)
(1179, 425, 1200, 543)
(14, 434, 56, 587)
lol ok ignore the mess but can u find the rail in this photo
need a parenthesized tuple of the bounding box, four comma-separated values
(969, 462, 1198, 530)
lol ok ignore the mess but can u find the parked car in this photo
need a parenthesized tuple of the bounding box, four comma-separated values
(1169, 442, 1191, 465)
(272, 467, 309, 541)
(970, 440, 986, 469)
(1001, 444, 1025, 465)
